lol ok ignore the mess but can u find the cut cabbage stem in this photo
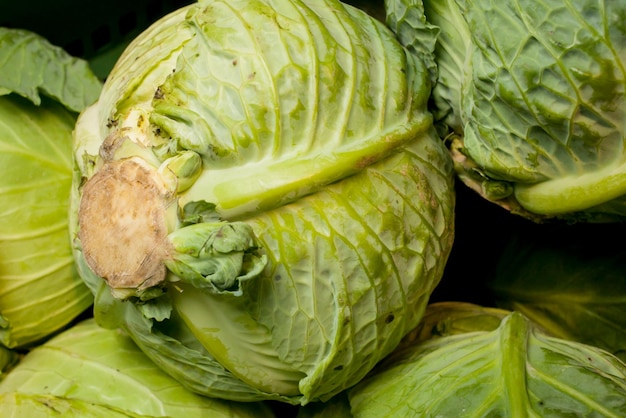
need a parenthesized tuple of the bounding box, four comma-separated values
(514, 162, 626, 215)
(77, 158, 174, 297)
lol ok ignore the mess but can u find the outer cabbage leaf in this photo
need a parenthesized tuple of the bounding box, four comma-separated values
(383, 0, 439, 86)
(0, 319, 274, 418)
(298, 302, 626, 417)
(417, 0, 470, 135)
(71, 0, 455, 405)
(489, 222, 626, 362)
(0, 28, 102, 112)
(0, 392, 150, 418)
(408, 0, 626, 222)
(0, 28, 99, 348)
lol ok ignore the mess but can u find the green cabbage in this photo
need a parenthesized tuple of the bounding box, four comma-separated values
(70, 0, 455, 405)
(0, 28, 101, 348)
(0, 319, 275, 417)
(387, 0, 626, 222)
(298, 302, 626, 417)
(488, 222, 626, 362)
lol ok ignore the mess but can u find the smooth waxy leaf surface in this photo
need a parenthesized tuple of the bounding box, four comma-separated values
(0, 28, 102, 348)
(0, 319, 275, 417)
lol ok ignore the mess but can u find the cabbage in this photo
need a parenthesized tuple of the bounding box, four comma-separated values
(387, 0, 626, 222)
(0, 319, 275, 417)
(0, 28, 101, 348)
(70, 0, 455, 405)
(488, 222, 626, 362)
(298, 302, 626, 417)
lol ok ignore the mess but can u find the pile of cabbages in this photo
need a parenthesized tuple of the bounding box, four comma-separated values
(0, 0, 624, 416)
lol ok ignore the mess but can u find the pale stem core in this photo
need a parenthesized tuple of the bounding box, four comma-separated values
(78, 158, 173, 293)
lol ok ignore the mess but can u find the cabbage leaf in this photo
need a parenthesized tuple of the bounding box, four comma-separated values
(0, 27, 102, 112)
(489, 222, 626, 362)
(0, 28, 100, 348)
(0, 319, 275, 417)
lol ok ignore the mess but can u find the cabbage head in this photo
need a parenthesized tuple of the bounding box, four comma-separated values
(0, 28, 101, 348)
(387, 0, 626, 222)
(70, 0, 455, 405)
(0, 319, 275, 418)
(488, 222, 626, 362)
(298, 302, 626, 417)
